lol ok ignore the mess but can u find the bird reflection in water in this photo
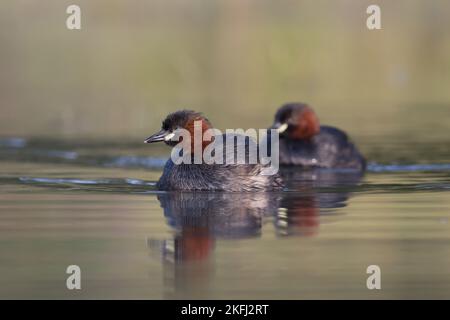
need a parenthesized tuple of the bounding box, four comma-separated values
(148, 192, 278, 298)
(150, 192, 277, 260)
(275, 168, 364, 236)
(148, 169, 363, 298)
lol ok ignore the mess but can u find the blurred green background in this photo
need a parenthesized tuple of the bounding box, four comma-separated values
(1, 0, 450, 140)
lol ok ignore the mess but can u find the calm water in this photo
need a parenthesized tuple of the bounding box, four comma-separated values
(0, 136, 449, 299)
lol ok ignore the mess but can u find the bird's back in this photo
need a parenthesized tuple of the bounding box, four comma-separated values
(279, 126, 366, 170)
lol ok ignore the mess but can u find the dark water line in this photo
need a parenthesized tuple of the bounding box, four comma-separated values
(2, 149, 450, 172)
(1, 137, 450, 172)
(1, 175, 447, 195)
(367, 163, 450, 172)
(16, 176, 156, 186)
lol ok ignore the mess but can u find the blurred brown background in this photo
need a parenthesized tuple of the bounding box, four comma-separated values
(1, 0, 450, 140)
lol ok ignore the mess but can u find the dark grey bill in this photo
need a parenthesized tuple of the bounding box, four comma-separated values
(144, 129, 170, 143)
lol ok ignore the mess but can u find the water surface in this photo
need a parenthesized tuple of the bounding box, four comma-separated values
(1, 136, 449, 299)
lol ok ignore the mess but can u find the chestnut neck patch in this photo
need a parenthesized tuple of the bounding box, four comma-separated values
(289, 107, 320, 140)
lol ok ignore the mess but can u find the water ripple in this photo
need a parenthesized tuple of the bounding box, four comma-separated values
(0, 137, 27, 148)
(368, 163, 450, 172)
(12, 176, 158, 194)
(19, 177, 107, 185)
(103, 156, 166, 169)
